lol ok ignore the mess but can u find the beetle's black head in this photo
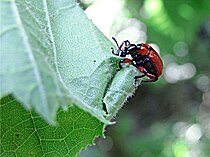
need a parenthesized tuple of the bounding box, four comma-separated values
(112, 37, 129, 57)
(118, 49, 127, 57)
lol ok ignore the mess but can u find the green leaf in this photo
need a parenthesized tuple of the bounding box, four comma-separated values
(0, 0, 117, 124)
(0, 95, 103, 157)
(103, 66, 141, 119)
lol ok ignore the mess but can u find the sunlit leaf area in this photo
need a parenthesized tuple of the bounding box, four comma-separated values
(79, 0, 210, 157)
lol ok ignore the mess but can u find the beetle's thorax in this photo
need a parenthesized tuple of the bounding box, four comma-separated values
(124, 44, 139, 57)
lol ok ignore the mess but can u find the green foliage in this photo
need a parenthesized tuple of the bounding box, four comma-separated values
(0, 0, 116, 125)
(140, 0, 210, 55)
(0, 0, 144, 156)
(0, 95, 103, 157)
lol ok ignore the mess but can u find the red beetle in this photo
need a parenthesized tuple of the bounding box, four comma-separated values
(111, 37, 163, 85)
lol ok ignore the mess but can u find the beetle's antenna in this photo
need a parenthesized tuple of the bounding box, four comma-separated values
(112, 37, 120, 49)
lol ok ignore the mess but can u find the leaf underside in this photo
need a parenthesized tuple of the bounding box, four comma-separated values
(0, 0, 119, 124)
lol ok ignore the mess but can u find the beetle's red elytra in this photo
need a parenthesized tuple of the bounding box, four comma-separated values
(111, 37, 163, 85)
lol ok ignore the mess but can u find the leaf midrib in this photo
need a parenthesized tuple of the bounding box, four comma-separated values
(11, 1, 49, 110)
(42, 0, 77, 98)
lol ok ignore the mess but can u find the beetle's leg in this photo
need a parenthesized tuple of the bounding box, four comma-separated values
(137, 66, 158, 82)
(116, 59, 125, 71)
(142, 73, 158, 82)
(116, 58, 132, 71)
(134, 66, 147, 87)
(134, 66, 150, 84)
(134, 74, 146, 87)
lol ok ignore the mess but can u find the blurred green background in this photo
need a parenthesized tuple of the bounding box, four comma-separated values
(79, 0, 210, 157)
